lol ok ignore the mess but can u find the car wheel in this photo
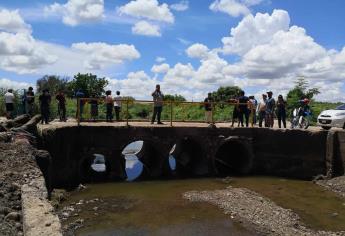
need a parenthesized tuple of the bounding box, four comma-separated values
(322, 126, 331, 130)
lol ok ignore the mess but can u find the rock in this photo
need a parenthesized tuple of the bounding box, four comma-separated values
(5, 212, 21, 221)
(15, 222, 22, 230)
(93, 207, 98, 211)
(331, 212, 339, 217)
(77, 184, 86, 191)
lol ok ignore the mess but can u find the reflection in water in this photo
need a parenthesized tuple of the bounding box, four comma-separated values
(91, 154, 106, 172)
(123, 141, 144, 181)
(125, 155, 143, 181)
(169, 155, 176, 171)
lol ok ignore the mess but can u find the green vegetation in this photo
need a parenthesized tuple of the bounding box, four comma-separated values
(0, 75, 343, 123)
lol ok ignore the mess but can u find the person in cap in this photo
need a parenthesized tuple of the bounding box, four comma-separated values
(265, 91, 275, 128)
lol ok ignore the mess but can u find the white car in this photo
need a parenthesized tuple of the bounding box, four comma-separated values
(317, 104, 345, 130)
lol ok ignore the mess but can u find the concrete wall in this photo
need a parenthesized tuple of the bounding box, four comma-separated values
(38, 126, 330, 188)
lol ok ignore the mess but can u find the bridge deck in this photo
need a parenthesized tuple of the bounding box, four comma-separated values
(37, 119, 327, 132)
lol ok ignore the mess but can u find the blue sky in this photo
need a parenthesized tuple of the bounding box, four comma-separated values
(0, 0, 344, 101)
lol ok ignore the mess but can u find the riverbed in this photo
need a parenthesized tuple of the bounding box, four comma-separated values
(58, 177, 345, 236)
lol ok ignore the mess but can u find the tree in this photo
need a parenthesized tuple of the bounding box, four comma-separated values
(211, 86, 242, 101)
(67, 73, 108, 97)
(286, 77, 320, 114)
(36, 75, 69, 95)
(163, 94, 186, 102)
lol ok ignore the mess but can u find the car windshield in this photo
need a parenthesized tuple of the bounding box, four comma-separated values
(335, 104, 345, 110)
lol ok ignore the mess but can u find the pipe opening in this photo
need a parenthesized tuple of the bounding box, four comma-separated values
(80, 153, 108, 183)
(173, 138, 208, 177)
(215, 140, 253, 177)
(122, 141, 144, 181)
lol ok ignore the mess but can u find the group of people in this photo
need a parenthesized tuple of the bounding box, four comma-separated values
(4, 85, 310, 128)
(204, 90, 289, 128)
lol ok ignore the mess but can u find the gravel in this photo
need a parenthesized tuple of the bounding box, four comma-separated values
(317, 176, 345, 198)
(183, 186, 345, 236)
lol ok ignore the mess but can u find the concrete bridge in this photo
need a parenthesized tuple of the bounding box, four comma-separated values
(37, 122, 345, 188)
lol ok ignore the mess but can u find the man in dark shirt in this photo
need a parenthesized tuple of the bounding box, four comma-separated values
(238, 91, 249, 127)
(39, 89, 51, 124)
(26, 87, 35, 116)
(56, 90, 66, 122)
(151, 84, 164, 124)
(204, 93, 213, 123)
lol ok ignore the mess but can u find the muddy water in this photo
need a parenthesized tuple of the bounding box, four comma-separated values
(61, 177, 345, 235)
(61, 179, 256, 236)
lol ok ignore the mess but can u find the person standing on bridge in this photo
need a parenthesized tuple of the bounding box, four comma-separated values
(238, 91, 250, 127)
(114, 91, 122, 121)
(39, 89, 51, 124)
(265, 91, 276, 128)
(105, 90, 113, 122)
(56, 90, 67, 122)
(151, 84, 164, 125)
(26, 87, 35, 116)
(276, 95, 287, 128)
(204, 93, 213, 124)
(257, 94, 267, 127)
(4, 89, 15, 119)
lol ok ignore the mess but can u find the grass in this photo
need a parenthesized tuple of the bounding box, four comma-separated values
(0, 97, 342, 124)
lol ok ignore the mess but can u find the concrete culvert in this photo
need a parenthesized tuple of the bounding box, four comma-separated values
(214, 138, 253, 177)
(172, 138, 208, 177)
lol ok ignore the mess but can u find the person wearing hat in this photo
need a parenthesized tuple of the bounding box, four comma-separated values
(276, 94, 287, 128)
(265, 91, 275, 128)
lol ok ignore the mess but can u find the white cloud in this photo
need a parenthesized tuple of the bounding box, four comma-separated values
(210, 0, 263, 17)
(132, 20, 161, 37)
(44, 0, 104, 26)
(222, 9, 290, 55)
(170, 1, 189, 11)
(0, 78, 33, 90)
(0, 9, 32, 34)
(118, 0, 174, 23)
(151, 63, 170, 74)
(107, 71, 158, 100)
(186, 43, 210, 59)
(155, 57, 166, 63)
(71, 42, 140, 70)
(0, 32, 57, 74)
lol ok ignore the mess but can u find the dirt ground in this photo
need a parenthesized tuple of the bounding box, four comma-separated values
(0, 141, 42, 236)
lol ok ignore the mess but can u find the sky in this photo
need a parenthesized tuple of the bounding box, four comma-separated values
(0, 0, 344, 101)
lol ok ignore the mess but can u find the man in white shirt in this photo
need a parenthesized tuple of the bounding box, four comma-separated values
(5, 89, 15, 119)
(114, 91, 122, 121)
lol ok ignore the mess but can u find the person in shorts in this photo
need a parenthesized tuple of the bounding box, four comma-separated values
(5, 89, 15, 119)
